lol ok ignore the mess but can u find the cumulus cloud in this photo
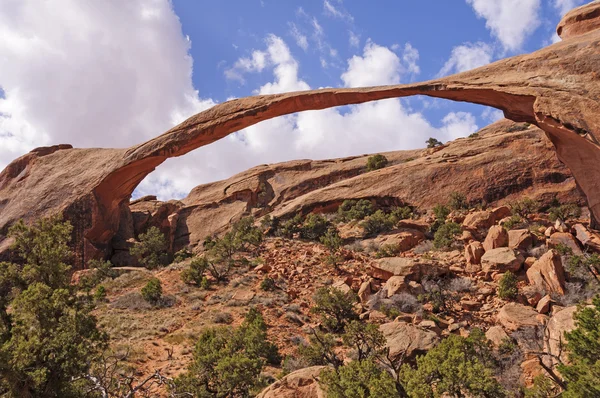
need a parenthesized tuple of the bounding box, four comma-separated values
(289, 22, 309, 51)
(137, 37, 477, 199)
(438, 42, 493, 76)
(349, 31, 360, 47)
(466, 0, 541, 51)
(0, 0, 214, 173)
(481, 107, 504, 123)
(554, 0, 586, 16)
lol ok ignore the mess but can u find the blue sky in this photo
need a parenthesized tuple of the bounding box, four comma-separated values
(0, 0, 588, 199)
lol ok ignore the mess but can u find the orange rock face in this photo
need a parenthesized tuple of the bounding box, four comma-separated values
(1, 2, 599, 267)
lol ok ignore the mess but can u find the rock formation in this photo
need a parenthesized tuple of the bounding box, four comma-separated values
(1, 2, 599, 267)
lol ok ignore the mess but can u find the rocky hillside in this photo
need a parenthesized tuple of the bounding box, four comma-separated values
(111, 119, 583, 266)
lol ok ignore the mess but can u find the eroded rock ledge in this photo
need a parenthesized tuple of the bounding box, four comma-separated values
(1, 2, 599, 267)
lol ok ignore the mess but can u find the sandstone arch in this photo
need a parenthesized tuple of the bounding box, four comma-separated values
(1, 2, 599, 266)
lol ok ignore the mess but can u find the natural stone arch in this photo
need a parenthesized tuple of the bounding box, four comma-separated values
(0, 2, 599, 266)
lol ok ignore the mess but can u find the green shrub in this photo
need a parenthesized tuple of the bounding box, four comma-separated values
(375, 243, 401, 258)
(426, 137, 443, 148)
(78, 259, 116, 291)
(509, 198, 538, 217)
(548, 203, 581, 222)
(320, 228, 343, 252)
(390, 205, 413, 221)
(300, 214, 331, 241)
(278, 214, 303, 238)
(141, 277, 162, 304)
(468, 132, 479, 139)
(557, 295, 600, 397)
(320, 359, 398, 398)
(361, 210, 395, 237)
(181, 256, 209, 286)
(433, 204, 450, 221)
(448, 191, 468, 211)
(338, 199, 375, 221)
(507, 123, 530, 132)
(366, 154, 389, 171)
(173, 309, 280, 397)
(400, 331, 504, 397)
(94, 285, 107, 301)
(130, 226, 169, 269)
(174, 247, 192, 263)
(260, 276, 276, 291)
(498, 271, 518, 300)
(503, 215, 524, 230)
(311, 287, 358, 332)
(0, 217, 106, 397)
(433, 222, 462, 249)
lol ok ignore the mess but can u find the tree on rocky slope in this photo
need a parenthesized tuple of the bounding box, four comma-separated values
(0, 216, 107, 397)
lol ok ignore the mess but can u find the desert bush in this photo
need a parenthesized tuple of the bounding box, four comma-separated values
(447, 276, 474, 293)
(509, 198, 538, 217)
(419, 278, 455, 313)
(548, 203, 581, 222)
(181, 256, 209, 286)
(319, 227, 343, 251)
(173, 246, 192, 263)
(430, 204, 451, 233)
(337, 199, 374, 221)
(130, 226, 169, 269)
(320, 359, 398, 398)
(375, 243, 401, 258)
(78, 259, 117, 291)
(212, 311, 234, 324)
(260, 276, 276, 291)
(311, 287, 358, 332)
(503, 215, 524, 230)
(300, 214, 331, 240)
(448, 191, 468, 211)
(498, 271, 518, 300)
(433, 222, 462, 249)
(507, 122, 530, 132)
(426, 137, 443, 148)
(400, 331, 505, 397)
(141, 277, 162, 304)
(390, 205, 414, 221)
(361, 210, 395, 237)
(277, 214, 303, 238)
(174, 308, 280, 397)
(94, 285, 107, 301)
(0, 216, 106, 397)
(366, 154, 389, 171)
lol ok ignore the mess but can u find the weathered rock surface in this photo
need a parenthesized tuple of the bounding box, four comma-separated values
(369, 257, 444, 282)
(508, 229, 534, 250)
(483, 225, 509, 251)
(573, 223, 600, 252)
(257, 366, 325, 398)
(1, 1, 600, 267)
(481, 248, 524, 273)
(526, 250, 566, 295)
(379, 321, 439, 360)
(465, 241, 485, 270)
(546, 306, 577, 363)
(497, 303, 547, 331)
(547, 232, 583, 255)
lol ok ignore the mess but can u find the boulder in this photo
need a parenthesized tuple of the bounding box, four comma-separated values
(481, 248, 524, 273)
(483, 225, 509, 251)
(497, 303, 547, 331)
(508, 229, 533, 250)
(465, 241, 485, 269)
(526, 250, 566, 295)
(357, 279, 373, 303)
(257, 366, 326, 398)
(555, 219, 569, 233)
(368, 257, 444, 281)
(536, 295, 552, 314)
(491, 206, 512, 221)
(573, 223, 600, 252)
(463, 211, 496, 233)
(547, 306, 577, 364)
(367, 229, 426, 253)
(485, 325, 509, 348)
(379, 321, 439, 360)
(548, 232, 583, 255)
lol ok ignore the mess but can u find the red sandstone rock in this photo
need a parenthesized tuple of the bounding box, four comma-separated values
(526, 250, 566, 295)
(481, 248, 524, 273)
(483, 225, 509, 251)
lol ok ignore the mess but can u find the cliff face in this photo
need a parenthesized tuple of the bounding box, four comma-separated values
(107, 120, 583, 265)
(1, 2, 599, 267)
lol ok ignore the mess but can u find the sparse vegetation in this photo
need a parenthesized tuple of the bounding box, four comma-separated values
(433, 222, 462, 249)
(366, 154, 389, 171)
(141, 277, 163, 304)
(548, 203, 581, 222)
(426, 137, 443, 148)
(311, 287, 358, 332)
(174, 246, 193, 263)
(130, 226, 169, 269)
(448, 191, 468, 211)
(301, 213, 331, 240)
(498, 271, 518, 300)
(260, 276, 276, 291)
(337, 199, 375, 221)
(509, 198, 538, 217)
(361, 210, 396, 237)
(181, 256, 209, 286)
(174, 308, 280, 397)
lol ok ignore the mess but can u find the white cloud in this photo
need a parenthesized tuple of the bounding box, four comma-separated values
(138, 37, 476, 199)
(289, 22, 309, 51)
(466, 0, 541, 51)
(402, 43, 420, 76)
(224, 50, 268, 82)
(323, 0, 354, 22)
(481, 107, 504, 123)
(349, 31, 360, 47)
(554, 0, 586, 16)
(438, 42, 493, 76)
(0, 0, 214, 173)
